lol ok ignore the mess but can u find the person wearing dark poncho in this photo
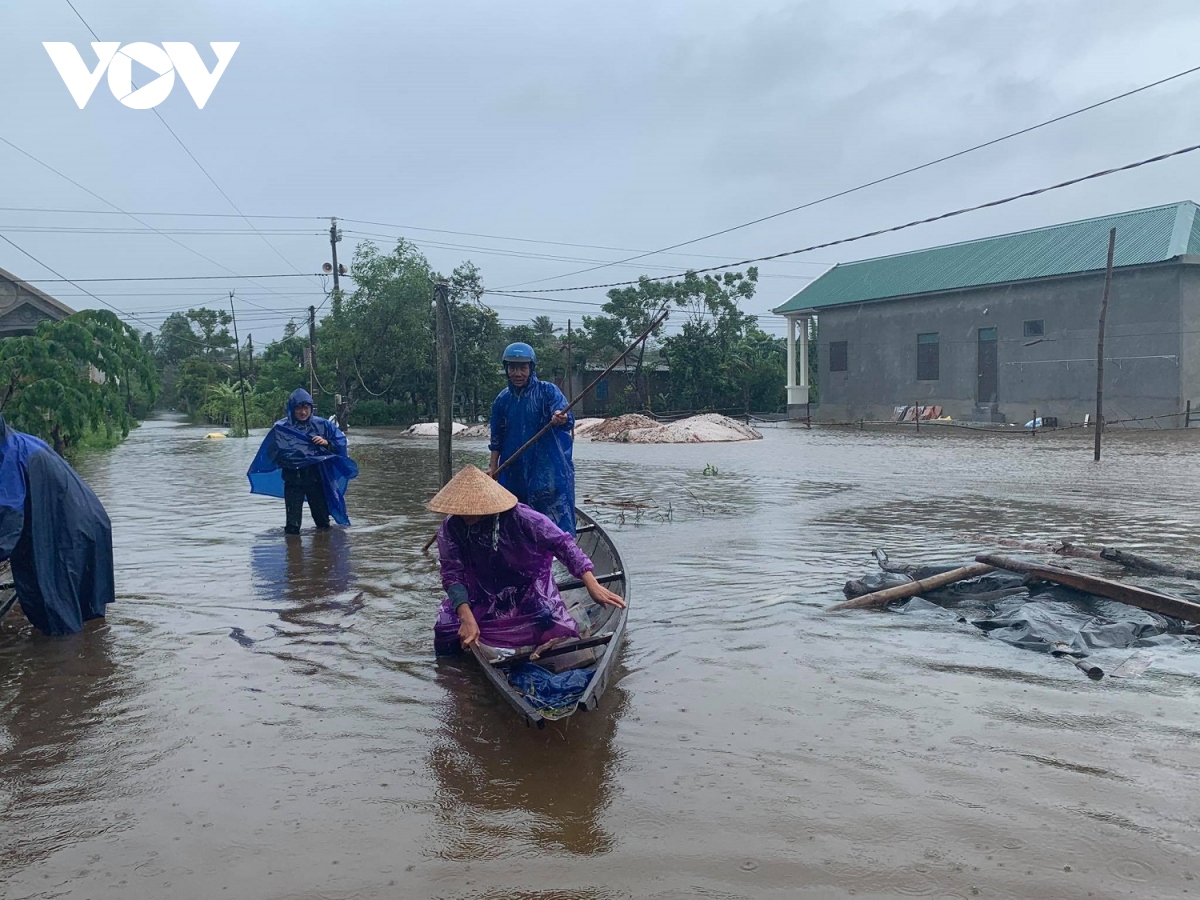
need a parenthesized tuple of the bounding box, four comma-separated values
(0, 415, 115, 636)
(247, 388, 359, 534)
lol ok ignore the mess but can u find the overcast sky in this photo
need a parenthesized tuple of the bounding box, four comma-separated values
(3, 0, 1200, 342)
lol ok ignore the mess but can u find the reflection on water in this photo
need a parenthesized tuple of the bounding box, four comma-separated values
(427, 658, 626, 860)
(0, 624, 136, 874)
(3, 419, 1200, 898)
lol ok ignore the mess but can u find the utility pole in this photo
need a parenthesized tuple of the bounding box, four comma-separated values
(1094, 228, 1117, 463)
(565, 319, 574, 403)
(434, 280, 453, 486)
(308, 305, 318, 403)
(229, 292, 250, 437)
(330, 217, 342, 296)
(566, 319, 575, 440)
(247, 334, 254, 378)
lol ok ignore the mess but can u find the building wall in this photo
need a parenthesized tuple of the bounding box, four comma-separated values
(1179, 265, 1200, 414)
(812, 263, 1188, 425)
(0, 301, 59, 338)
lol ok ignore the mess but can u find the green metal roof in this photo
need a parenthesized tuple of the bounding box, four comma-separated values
(774, 201, 1200, 314)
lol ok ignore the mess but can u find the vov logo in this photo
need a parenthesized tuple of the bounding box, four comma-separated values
(43, 42, 240, 110)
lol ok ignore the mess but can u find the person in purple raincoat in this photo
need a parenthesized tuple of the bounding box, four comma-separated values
(429, 466, 624, 655)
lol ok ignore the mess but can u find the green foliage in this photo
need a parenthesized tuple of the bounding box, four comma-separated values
(0, 309, 159, 456)
(652, 268, 786, 414)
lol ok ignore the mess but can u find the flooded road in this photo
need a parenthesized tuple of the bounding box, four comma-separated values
(3, 417, 1200, 899)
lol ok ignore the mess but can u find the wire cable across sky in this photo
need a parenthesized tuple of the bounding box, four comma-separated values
(500, 61, 1200, 290)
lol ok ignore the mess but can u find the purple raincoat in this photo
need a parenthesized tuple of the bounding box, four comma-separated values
(433, 503, 593, 655)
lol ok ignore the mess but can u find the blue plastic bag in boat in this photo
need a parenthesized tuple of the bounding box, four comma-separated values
(507, 663, 593, 711)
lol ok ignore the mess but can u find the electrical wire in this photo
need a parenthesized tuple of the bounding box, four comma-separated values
(63, 0, 324, 292)
(501, 61, 1200, 290)
(517, 141, 1200, 293)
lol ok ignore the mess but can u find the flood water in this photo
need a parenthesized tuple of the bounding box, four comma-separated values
(3, 417, 1200, 899)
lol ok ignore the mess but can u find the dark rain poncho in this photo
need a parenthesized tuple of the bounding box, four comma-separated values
(489, 372, 575, 534)
(247, 389, 359, 525)
(0, 415, 114, 635)
(433, 503, 592, 655)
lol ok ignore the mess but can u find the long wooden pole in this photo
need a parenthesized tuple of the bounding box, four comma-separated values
(1095, 228, 1117, 462)
(977, 553, 1200, 625)
(827, 562, 994, 612)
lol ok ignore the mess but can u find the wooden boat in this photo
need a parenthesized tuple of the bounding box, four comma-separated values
(470, 507, 628, 727)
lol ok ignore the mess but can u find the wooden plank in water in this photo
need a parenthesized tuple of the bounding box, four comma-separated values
(976, 553, 1200, 626)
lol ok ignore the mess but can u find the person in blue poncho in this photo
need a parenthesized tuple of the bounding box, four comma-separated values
(0, 414, 114, 635)
(487, 342, 576, 535)
(247, 388, 359, 534)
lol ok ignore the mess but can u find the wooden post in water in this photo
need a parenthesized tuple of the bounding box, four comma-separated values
(229, 292, 250, 437)
(1186, 399, 1191, 428)
(1095, 228, 1117, 462)
(434, 280, 453, 487)
(914, 401, 919, 433)
(1032, 409, 1037, 437)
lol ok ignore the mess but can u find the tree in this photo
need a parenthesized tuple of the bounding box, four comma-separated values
(658, 268, 784, 413)
(318, 239, 439, 423)
(185, 308, 235, 359)
(0, 310, 159, 455)
(591, 277, 677, 409)
(154, 311, 202, 366)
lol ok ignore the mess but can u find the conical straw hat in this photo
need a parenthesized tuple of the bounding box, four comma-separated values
(427, 465, 518, 516)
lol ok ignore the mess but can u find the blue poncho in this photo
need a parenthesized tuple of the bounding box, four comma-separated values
(247, 389, 359, 525)
(489, 371, 575, 534)
(0, 415, 114, 635)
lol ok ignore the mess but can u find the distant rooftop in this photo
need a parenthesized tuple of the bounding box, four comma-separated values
(774, 201, 1200, 315)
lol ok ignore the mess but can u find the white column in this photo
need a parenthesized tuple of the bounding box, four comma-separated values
(786, 315, 797, 391)
(788, 316, 810, 405)
(797, 316, 810, 389)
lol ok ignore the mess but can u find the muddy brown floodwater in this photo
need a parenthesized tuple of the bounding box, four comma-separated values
(3, 417, 1200, 899)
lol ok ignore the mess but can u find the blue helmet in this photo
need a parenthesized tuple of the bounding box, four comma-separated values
(502, 342, 536, 366)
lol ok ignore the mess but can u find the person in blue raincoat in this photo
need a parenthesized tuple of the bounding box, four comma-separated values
(487, 342, 576, 535)
(247, 388, 358, 534)
(0, 414, 114, 635)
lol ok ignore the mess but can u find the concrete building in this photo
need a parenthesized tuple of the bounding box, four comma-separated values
(0, 266, 75, 338)
(774, 201, 1200, 426)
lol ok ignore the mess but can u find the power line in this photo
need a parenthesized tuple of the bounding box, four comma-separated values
(21, 273, 319, 283)
(0, 207, 325, 220)
(0, 133, 318, 308)
(518, 140, 1200, 293)
(0, 231, 211, 345)
(63, 0, 323, 293)
(501, 61, 1200, 290)
(343, 230, 813, 279)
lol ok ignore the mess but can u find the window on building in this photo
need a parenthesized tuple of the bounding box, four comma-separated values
(917, 333, 940, 381)
(829, 341, 848, 372)
(1023, 319, 1045, 337)
(596, 379, 609, 400)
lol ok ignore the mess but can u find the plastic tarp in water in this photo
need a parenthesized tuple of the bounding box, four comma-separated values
(247, 388, 359, 525)
(0, 415, 114, 635)
(433, 503, 591, 655)
(855, 561, 1200, 656)
(490, 371, 576, 534)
